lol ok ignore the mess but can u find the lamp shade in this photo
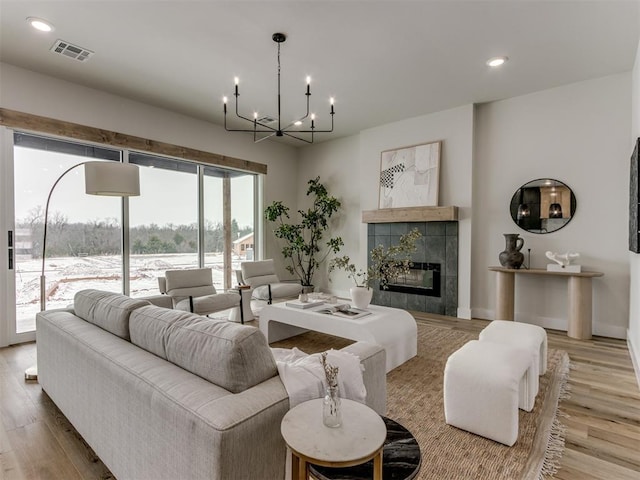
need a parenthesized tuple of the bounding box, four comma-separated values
(84, 161, 140, 196)
(517, 203, 530, 220)
(549, 203, 563, 218)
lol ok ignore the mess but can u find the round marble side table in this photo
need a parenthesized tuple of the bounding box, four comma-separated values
(281, 398, 386, 480)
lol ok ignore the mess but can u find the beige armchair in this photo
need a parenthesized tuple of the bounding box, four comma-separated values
(239, 259, 303, 305)
(158, 268, 243, 321)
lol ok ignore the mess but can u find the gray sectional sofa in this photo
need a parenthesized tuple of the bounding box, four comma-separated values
(36, 289, 387, 480)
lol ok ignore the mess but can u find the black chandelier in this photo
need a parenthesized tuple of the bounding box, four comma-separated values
(222, 33, 335, 144)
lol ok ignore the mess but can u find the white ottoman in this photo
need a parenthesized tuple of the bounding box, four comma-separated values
(444, 340, 536, 446)
(479, 320, 548, 376)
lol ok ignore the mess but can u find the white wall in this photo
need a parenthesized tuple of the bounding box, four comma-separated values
(296, 135, 362, 294)
(474, 73, 632, 338)
(299, 105, 475, 317)
(0, 63, 300, 275)
(629, 34, 640, 384)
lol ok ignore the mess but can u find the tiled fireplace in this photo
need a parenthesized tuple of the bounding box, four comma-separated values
(367, 221, 458, 316)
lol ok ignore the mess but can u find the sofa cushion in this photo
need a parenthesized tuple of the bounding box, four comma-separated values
(74, 289, 150, 340)
(252, 283, 303, 301)
(174, 291, 240, 314)
(243, 273, 280, 288)
(241, 259, 280, 287)
(130, 305, 278, 393)
(129, 305, 194, 359)
(165, 268, 214, 290)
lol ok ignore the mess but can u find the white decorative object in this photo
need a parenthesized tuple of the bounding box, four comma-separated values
(545, 251, 581, 273)
(350, 286, 373, 309)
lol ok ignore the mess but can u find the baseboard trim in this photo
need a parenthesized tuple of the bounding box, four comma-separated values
(472, 309, 627, 339)
(627, 330, 640, 390)
(471, 308, 492, 320)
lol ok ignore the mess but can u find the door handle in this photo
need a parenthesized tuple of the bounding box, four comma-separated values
(7, 230, 14, 270)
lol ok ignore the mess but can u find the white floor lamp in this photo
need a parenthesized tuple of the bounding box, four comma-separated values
(25, 161, 140, 381)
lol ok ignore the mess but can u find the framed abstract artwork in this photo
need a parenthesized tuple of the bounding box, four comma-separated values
(378, 140, 441, 209)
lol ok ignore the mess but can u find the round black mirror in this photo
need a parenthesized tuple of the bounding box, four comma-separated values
(509, 179, 576, 234)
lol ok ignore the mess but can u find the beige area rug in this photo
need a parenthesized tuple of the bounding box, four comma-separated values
(272, 322, 570, 480)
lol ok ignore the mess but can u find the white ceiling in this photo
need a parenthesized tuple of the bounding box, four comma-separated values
(1, 1, 639, 146)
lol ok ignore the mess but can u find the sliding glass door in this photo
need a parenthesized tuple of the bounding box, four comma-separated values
(12, 133, 123, 334)
(2, 131, 258, 345)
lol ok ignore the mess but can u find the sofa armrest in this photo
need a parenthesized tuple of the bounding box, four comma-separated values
(158, 276, 167, 294)
(341, 342, 387, 415)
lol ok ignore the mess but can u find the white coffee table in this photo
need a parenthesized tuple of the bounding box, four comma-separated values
(260, 302, 417, 372)
(281, 398, 386, 480)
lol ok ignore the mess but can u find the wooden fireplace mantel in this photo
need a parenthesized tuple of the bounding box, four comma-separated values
(362, 206, 458, 223)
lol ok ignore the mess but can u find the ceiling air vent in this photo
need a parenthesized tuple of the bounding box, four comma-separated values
(50, 39, 94, 62)
(257, 115, 277, 124)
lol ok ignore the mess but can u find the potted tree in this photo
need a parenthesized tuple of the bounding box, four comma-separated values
(329, 228, 421, 309)
(264, 177, 343, 290)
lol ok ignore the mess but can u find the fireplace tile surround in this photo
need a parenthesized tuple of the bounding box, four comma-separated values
(368, 221, 458, 316)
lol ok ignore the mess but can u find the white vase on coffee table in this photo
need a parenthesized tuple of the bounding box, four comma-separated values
(350, 286, 373, 309)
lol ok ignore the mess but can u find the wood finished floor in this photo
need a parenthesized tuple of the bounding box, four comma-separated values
(0, 314, 638, 480)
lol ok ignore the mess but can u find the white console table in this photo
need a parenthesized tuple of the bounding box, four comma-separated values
(488, 267, 604, 340)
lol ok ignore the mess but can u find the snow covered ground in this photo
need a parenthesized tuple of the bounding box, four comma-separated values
(14, 253, 241, 333)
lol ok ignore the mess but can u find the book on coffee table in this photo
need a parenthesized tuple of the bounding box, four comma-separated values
(285, 299, 325, 309)
(316, 304, 371, 319)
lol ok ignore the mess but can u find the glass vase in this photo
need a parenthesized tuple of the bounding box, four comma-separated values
(322, 385, 342, 428)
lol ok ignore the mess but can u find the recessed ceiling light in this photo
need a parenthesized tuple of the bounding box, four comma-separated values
(486, 56, 508, 67)
(27, 17, 54, 32)
(294, 121, 303, 126)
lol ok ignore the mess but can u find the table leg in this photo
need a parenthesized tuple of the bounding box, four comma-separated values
(373, 449, 383, 480)
(298, 458, 308, 480)
(291, 452, 300, 480)
(495, 271, 515, 320)
(568, 276, 593, 340)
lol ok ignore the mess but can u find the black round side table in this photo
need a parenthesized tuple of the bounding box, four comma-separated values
(309, 416, 421, 480)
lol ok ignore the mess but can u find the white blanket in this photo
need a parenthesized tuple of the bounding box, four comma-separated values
(271, 347, 367, 409)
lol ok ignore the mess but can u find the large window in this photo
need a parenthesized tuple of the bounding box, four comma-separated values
(203, 167, 255, 289)
(9, 133, 258, 334)
(129, 153, 199, 297)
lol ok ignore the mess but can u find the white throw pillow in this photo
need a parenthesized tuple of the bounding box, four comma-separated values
(271, 347, 366, 409)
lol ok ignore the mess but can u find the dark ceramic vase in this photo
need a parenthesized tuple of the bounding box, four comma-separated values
(499, 233, 525, 269)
